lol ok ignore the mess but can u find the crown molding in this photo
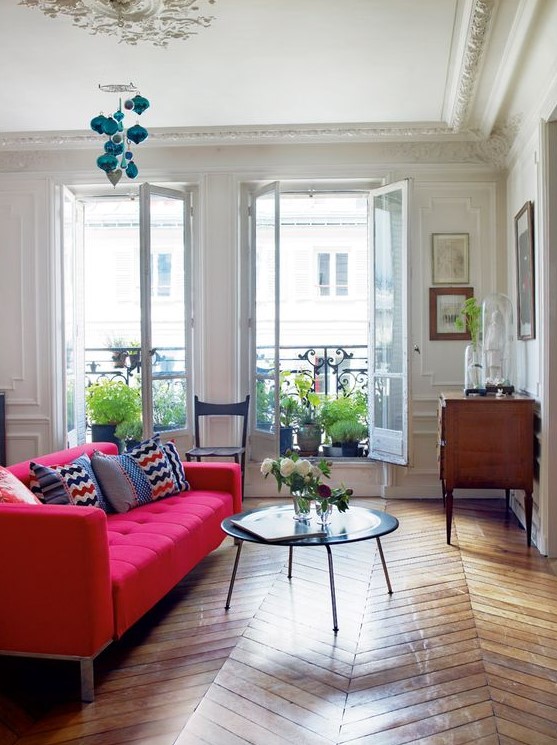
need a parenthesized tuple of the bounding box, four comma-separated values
(450, 0, 495, 130)
(0, 118, 520, 173)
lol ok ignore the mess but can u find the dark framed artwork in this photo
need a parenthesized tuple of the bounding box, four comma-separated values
(429, 286, 473, 340)
(515, 201, 535, 340)
(431, 233, 469, 284)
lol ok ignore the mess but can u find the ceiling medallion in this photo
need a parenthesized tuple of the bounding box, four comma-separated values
(19, 0, 217, 47)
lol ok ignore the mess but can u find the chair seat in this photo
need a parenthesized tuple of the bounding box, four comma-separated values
(186, 446, 245, 459)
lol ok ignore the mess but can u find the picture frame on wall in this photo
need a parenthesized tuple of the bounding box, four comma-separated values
(514, 201, 535, 340)
(431, 233, 469, 284)
(429, 286, 473, 340)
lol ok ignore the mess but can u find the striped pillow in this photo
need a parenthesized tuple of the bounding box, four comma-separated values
(160, 439, 189, 492)
(29, 462, 100, 508)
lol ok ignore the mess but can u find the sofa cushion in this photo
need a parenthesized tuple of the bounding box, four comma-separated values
(90, 451, 153, 513)
(160, 439, 189, 492)
(127, 438, 177, 499)
(106, 488, 234, 636)
(72, 453, 110, 513)
(0, 466, 41, 504)
(29, 462, 100, 508)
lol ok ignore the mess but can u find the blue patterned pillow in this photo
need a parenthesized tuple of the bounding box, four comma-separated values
(73, 453, 110, 512)
(90, 451, 153, 513)
(160, 439, 189, 492)
(29, 462, 100, 508)
(127, 438, 177, 500)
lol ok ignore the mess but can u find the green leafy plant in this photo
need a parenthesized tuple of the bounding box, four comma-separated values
(455, 296, 481, 346)
(86, 379, 142, 426)
(152, 379, 186, 430)
(114, 418, 143, 443)
(320, 392, 367, 444)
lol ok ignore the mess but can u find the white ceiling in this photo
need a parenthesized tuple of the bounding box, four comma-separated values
(0, 0, 530, 144)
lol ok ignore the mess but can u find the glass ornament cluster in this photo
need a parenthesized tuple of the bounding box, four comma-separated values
(90, 93, 150, 186)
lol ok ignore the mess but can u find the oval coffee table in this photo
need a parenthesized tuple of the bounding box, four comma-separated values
(221, 504, 399, 632)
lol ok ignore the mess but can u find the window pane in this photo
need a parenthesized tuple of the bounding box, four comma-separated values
(318, 252, 330, 296)
(157, 253, 172, 297)
(336, 252, 348, 296)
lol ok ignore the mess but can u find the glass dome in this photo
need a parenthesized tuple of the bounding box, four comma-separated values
(480, 293, 515, 392)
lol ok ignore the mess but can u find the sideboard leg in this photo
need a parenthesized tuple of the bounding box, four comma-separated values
(524, 491, 533, 547)
(505, 488, 511, 511)
(446, 489, 454, 544)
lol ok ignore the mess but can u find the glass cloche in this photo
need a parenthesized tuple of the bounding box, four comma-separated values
(480, 293, 515, 393)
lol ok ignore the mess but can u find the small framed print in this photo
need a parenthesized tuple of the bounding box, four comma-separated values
(432, 233, 469, 284)
(514, 201, 535, 340)
(429, 286, 473, 340)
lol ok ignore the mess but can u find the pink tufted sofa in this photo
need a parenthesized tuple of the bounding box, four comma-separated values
(0, 442, 241, 701)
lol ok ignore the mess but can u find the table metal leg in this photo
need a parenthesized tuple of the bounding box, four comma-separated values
(225, 540, 243, 609)
(288, 545, 293, 579)
(325, 545, 339, 633)
(376, 536, 393, 595)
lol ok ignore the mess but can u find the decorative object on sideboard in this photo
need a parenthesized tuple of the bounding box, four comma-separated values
(481, 293, 515, 395)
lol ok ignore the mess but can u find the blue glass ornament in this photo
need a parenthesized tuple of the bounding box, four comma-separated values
(125, 150, 133, 160)
(104, 140, 124, 156)
(90, 115, 107, 134)
(126, 161, 139, 179)
(97, 153, 118, 173)
(113, 110, 124, 122)
(131, 94, 150, 115)
(124, 99, 134, 110)
(126, 124, 148, 144)
(102, 117, 118, 136)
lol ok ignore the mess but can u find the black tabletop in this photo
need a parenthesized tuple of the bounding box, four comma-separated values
(222, 504, 399, 546)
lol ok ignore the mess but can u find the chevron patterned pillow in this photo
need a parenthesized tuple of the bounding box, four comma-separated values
(29, 462, 100, 508)
(159, 439, 189, 493)
(127, 438, 177, 500)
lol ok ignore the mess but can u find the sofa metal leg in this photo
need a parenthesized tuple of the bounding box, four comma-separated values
(80, 658, 95, 703)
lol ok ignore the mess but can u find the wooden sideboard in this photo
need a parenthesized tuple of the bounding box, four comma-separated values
(438, 392, 535, 546)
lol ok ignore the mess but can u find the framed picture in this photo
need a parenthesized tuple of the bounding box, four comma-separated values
(429, 286, 473, 340)
(515, 201, 535, 340)
(432, 233, 469, 284)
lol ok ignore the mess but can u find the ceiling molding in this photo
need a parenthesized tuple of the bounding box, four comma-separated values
(0, 120, 519, 173)
(17, 0, 217, 47)
(450, 0, 495, 130)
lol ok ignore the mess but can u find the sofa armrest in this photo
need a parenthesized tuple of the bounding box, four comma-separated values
(183, 461, 242, 513)
(0, 504, 113, 658)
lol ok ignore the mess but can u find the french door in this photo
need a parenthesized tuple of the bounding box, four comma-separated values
(250, 180, 410, 466)
(62, 184, 192, 445)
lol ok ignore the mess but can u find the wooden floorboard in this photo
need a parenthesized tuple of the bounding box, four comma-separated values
(2, 497, 557, 744)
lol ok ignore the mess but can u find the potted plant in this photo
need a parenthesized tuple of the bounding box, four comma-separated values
(279, 392, 300, 455)
(86, 379, 142, 451)
(114, 417, 143, 451)
(320, 391, 367, 457)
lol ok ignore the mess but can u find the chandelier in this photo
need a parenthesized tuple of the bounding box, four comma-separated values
(19, 0, 217, 47)
(92, 83, 150, 186)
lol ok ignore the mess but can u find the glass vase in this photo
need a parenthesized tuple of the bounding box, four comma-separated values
(315, 499, 333, 526)
(291, 489, 312, 522)
(464, 343, 483, 392)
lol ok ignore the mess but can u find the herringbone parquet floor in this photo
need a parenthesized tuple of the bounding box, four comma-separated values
(1, 497, 557, 745)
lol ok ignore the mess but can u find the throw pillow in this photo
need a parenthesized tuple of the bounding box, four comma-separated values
(160, 439, 190, 493)
(0, 465, 41, 504)
(127, 438, 177, 500)
(29, 462, 100, 508)
(90, 451, 153, 513)
(72, 453, 110, 513)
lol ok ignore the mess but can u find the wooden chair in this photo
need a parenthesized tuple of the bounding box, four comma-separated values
(185, 395, 250, 498)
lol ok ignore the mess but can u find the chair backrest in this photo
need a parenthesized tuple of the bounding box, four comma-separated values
(193, 395, 250, 448)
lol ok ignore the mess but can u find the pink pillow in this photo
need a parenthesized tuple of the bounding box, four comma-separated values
(0, 465, 41, 504)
